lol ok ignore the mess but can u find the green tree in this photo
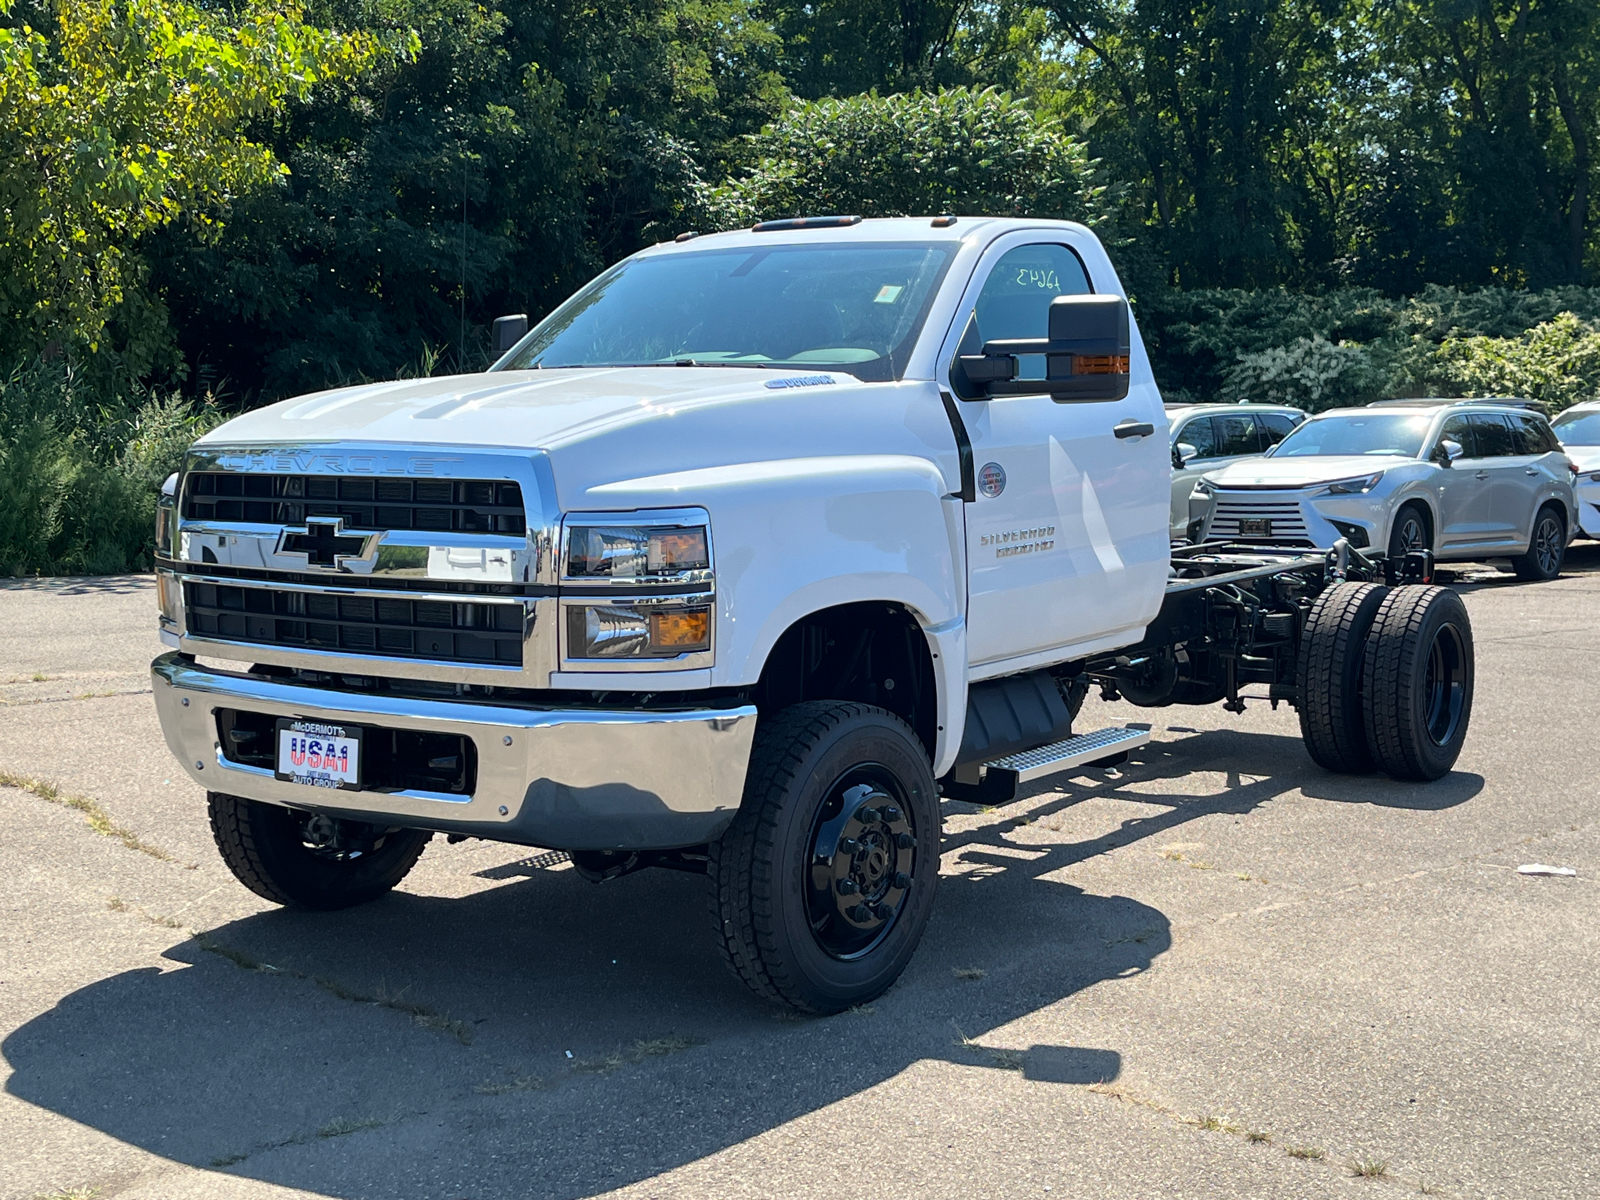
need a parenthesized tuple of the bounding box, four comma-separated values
(0, 0, 392, 371)
(709, 86, 1109, 228)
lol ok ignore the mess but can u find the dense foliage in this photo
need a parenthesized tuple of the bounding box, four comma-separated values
(2, 0, 1599, 571)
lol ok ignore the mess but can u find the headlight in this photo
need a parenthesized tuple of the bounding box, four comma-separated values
(1319, 473, 1383, 495)
(567, 604, 712, 658)
(1586, 471, 1600, 483)
(564, 522, 710, 582)
(1191, 479, 1215, 497)
(560, 509, 714, 665)
(155, 472, 178, 557)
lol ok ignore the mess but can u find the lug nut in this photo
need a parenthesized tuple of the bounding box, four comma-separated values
(873, 903, 893, 921)
(839, 837, 859, 854)
(851, 904, 875, 923)
(882, 805, 902, 823)
(896, 832, 916, 849)
(837, 878, 859, 895)
(857, 807, 880, 824)
(893, 872, 912, 889)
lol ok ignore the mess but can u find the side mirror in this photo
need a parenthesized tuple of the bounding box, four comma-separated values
(1174, 442, 1198, 468)
(1433, 438, 1463, 467)
(955, 294, 1132, 402)
(492, 313, 529, 355)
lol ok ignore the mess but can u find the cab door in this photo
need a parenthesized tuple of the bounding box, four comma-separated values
(1468, 414, 1526, 546)
(1431, 414, 1488, 549)
(944, 237, 1169, 670)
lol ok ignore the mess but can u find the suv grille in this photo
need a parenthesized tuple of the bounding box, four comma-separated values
(1206, 495, 1313, 546)
(184, 473, 526, 535)
(185, 581, 523, 664)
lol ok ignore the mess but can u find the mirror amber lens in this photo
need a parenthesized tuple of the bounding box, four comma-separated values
(650, 609, 710, 650)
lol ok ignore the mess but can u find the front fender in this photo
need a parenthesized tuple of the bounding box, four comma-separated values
(585, 455, 965, 689)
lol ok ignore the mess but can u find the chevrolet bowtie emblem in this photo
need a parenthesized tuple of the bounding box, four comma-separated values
(276, 518, 378, 570)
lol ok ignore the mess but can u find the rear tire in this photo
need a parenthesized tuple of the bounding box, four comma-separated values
(1361, 586, 1474, 781)
(1511, 504, 1565, 581)
(709, 702, 940, 1014)
(207, 792, 431, 910)
(1296, 581, 1389, 774)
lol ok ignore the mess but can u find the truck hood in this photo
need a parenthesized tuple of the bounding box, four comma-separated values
(195, 367, 851, 450)
(1204, 454, 1416, 488)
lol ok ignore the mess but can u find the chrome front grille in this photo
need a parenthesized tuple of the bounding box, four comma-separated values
(184, 581, 525, 665)
(184, 472, 526, 535)
(1205, 493, 1313, 545)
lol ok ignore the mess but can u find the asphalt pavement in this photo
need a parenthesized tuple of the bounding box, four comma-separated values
(2, 554, 1597, 1200)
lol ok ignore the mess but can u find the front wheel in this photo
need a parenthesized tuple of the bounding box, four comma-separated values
(1511, 505, 1565, 581)
(208, 792, 431, 910)
(709, 702, 940, 1013)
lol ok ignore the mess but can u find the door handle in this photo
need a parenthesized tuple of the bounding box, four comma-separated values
(1475, 470, 1490, 480)
(1525, 467, 1539, 475)
(1114, 419, 1155, 440)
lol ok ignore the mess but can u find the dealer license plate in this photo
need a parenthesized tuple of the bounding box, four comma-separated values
(1237, 517, 1273, 538)
(275, 719, 363, 790)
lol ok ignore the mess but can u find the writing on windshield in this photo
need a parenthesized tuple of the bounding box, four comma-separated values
(496, 243, 955, 382)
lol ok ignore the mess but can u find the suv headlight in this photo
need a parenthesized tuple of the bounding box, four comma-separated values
(560, 509, 714, 665)
(1319, 473, 1383, 495)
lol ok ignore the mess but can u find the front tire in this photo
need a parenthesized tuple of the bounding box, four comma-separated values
(1388, 503, 1430, 559)
(207, 792, 431, 910)
(1511, 504, 1565, 581)
(710, 702, 940, 1013)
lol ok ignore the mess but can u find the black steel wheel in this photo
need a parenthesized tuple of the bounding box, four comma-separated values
(710, 701, 939, 1013)
(1387, 504, 1430, 559)
(1296, 580, 1390, 774)
(1511, 505, 1566, 581)
(1361, 586, 1475, 781)
(208, 792, 431, 910)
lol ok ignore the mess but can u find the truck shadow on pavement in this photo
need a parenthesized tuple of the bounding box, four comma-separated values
(2, 728, 1480, 1199)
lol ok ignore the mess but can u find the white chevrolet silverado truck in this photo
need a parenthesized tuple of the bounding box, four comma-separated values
(151, 216, 1475, 1012)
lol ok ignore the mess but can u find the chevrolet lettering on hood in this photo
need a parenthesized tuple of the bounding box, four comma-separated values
(214, 451, 465, 477)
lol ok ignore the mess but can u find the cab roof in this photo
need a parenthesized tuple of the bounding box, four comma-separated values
(638, 215, 1090, 257)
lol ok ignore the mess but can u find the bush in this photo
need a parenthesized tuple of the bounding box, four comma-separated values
(0, 362, 221, 575)
(708, 87, 1109, 229)
(1431, 313, 1600, 413)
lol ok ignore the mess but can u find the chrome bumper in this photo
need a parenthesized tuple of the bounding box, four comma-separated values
(151, 652, 757, 851)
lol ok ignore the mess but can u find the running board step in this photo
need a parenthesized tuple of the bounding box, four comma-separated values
(940, 725, 1152, 805)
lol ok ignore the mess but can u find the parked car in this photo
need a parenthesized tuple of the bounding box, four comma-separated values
(1551, 400, 1600, 538)
(1191, 399, 1578, 580)
(1165, 402, 1306, 539)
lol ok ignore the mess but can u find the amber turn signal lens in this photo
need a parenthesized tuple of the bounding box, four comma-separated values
(650, 608, 710, 651)
(648, 529, 709, 572)
(1071, 354, 1130, 376)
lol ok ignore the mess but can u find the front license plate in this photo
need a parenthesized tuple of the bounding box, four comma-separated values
(275, 719, 362, 790)
(1238, 517, 1273, 538)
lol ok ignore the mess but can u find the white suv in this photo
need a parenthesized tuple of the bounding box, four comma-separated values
(1165, 402, 1305, 539)
(1552, 400, 1600, 538)
(1191, 400, 1578, 580)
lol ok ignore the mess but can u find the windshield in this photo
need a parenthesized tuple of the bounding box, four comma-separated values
(1270, 412, 1432, 458)
(1553, 409, 1600, 446)
(496, 242, 956, 381)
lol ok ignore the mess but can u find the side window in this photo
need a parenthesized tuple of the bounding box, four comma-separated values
(1512, 414, 1560, 454)
(1257, 413, 1298, 446)
(1175, 417, 1219, 459)
(1438, 414, 1477, 458)
(1213, 413, 1264, 456)
(967, 244, 1092, 381)
(1470, 414, 1517, 457)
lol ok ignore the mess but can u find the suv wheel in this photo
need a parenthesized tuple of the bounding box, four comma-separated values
(709, 701, 939, 1013)
(1388, 504, 1430, 558)
(1511, 504, 1565, 581)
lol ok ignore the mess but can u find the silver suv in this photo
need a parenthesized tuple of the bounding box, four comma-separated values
(1191, 400, 1578, 580)
(1165, 402, 1305, 539)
